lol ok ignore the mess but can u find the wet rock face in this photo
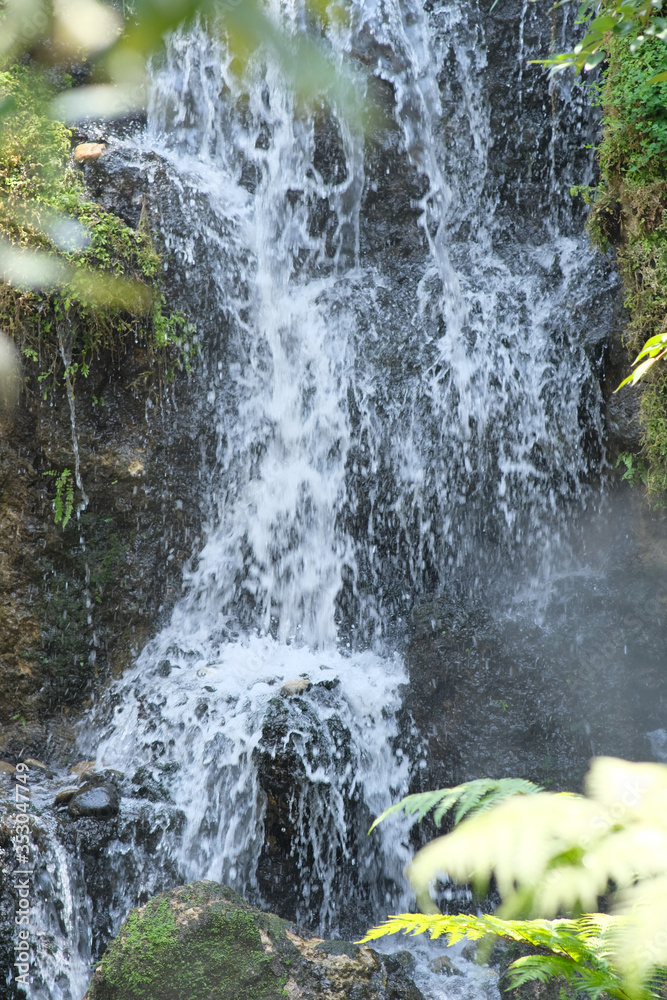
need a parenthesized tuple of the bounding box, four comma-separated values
(0, 761, 185, 986)
(67, 781, 120, 820)
(252, 686, 398, 937)
(0, 253, 204, 760)
(0, 363, 203, 754)
(0, 806, 21, 1000)
(252, 689, 354, 925)
(401, 523, 667, 805)
(83, 882, 425, 1000)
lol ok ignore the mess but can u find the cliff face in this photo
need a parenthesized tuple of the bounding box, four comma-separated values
(0, 341, 201, 759)
(0, 69, 204, 763)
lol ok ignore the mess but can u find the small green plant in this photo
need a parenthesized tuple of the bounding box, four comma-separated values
(616, 451, 649, 484)
(44, 468, 74, 528)
(570, 184, 595, 204)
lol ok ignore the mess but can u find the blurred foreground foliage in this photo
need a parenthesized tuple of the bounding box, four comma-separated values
(363, 757, 667, 1000)
(536, 0, 667, 77)
(0, 0, 363, 429)
(0, 55, 195, 521)
(0, 0, 365, 301)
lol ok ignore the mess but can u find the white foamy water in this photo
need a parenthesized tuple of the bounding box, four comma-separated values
(87, 635, 412, 918)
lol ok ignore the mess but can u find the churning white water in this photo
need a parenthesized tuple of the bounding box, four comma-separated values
(25, 0, 622, 996)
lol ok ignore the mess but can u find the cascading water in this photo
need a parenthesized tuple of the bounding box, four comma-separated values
(17, 1, 628, 997)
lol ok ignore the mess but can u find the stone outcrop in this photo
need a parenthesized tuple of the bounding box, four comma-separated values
(83, 881, 425, 1000)
(66, 780, 120, 820)
(0, 348, 202, 763)
(400, 584, 666, 808)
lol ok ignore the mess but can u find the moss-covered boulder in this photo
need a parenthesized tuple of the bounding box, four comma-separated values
(83, 882, 425, 1000)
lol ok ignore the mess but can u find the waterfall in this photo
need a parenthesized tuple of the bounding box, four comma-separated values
(23, 1, 622, 997)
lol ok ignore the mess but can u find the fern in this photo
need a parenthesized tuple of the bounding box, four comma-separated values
(365, 758, 667, 999)
(369, 777, 542, 833)
(359, 912, 653, 1000)
(44, 468, 74, 528)
(507, 955, 627, 1000)
(360, 911, 613, 956)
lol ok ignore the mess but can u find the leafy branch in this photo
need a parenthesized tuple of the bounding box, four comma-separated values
(533, 0, 667, 79)
(369, 777, 542, 832)
(616, 332, 667, 389)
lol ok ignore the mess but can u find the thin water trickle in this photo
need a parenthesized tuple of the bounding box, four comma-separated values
(24, 1, 626, 997)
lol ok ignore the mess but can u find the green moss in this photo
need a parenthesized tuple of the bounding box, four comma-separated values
(639, 370, 667, 494)
(0, 63, 197, 405)
(92, 884, 292, 1000)
(587, 29, 667, 494)
(597, 35, 667, 184)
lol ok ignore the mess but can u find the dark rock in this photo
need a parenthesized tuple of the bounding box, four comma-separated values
(497, 941, 562, 1000)
(251, 686, 400, 936)
(68, 781, 119, 820)
(0, 116, 208, 756)
(428, 954, 462, 975)
(383, 951, 416, 973)
(54, 787, 78, 807)
(83, 881, 425, 1000)
(314, 939, 360, 959)
(131, 766, 170, 803)
(400, 573, 667, 818)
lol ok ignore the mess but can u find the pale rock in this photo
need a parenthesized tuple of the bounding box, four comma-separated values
(24, 757, 47, 770)
(69, 760, 96, 778)
(280, 677, 312, 697)
(74, 142, 106, 164)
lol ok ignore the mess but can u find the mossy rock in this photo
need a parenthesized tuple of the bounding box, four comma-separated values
(84, 881, 425, 1000)
(85, 883, 290, 1000)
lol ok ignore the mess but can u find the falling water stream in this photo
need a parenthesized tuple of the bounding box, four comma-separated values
(15, 0, 667, 997)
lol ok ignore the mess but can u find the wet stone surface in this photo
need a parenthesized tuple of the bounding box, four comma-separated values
(400, 487, 667, 812)
(67, 782, 120, 820)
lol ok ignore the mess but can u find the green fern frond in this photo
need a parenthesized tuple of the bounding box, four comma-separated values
(507, 955, 625, 1000)
(508, 955, 584, 987)
(368, 778, 542, 833)
(450, 778, 542, 824)
(366, 760, 667, 999)
(358, 911, 612, 953)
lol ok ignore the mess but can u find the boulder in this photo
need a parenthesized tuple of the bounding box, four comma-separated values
(68, 781, 119, 819)
(280, 677, 312, 697)
(74, 142, 106, 163)
(83, 881, 425, 1000)
(428, 954, 462, 976)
